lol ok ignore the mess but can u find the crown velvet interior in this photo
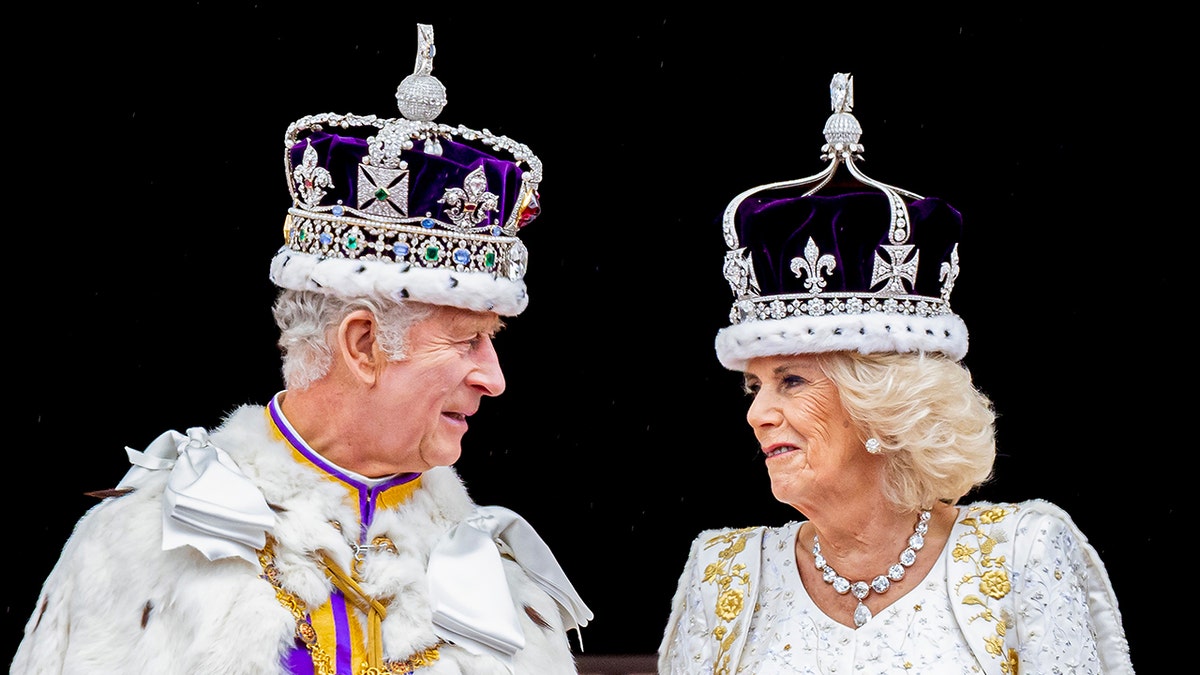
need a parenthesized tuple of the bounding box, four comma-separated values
(734, 190, 963, 299)
(291, 131, 525, 228)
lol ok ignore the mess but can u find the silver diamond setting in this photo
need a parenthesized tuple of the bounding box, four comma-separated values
(812, 509, 932, 628)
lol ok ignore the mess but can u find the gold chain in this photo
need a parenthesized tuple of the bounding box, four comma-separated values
(258, 538, 444, 674)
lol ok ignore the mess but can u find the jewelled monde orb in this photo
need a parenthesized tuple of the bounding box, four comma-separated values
(395, 74, 447, 122)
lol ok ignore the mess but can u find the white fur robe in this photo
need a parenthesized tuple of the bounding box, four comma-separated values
(12, 404, 582, 674)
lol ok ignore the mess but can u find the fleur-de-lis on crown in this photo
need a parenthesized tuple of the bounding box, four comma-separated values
(439, 166, 499, 231)
(939, 243, 960, 304)
(789, 238, 837, 293)
(293, 144, 334, 207)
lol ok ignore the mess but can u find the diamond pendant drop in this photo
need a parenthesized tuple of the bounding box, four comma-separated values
(853, 601, 872, 627)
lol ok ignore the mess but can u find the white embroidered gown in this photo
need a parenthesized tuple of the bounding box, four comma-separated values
(658, 502, 1134, 675)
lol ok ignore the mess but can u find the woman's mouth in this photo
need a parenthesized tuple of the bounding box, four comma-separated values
(764, 445, 797, 459)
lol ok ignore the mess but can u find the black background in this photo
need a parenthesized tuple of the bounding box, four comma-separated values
(7, 5, 1183, 670)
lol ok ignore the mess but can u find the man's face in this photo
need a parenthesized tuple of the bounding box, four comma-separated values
(367, 305, 506, 473)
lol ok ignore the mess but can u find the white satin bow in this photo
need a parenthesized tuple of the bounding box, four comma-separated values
(118, 427, 275, 565)
(428, 505, 593, 669)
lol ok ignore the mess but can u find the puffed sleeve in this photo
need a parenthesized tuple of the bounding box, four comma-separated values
(1010, 500, 1134, 674)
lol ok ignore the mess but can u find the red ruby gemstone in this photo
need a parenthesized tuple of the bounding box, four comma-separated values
(517, 192, 541, 228)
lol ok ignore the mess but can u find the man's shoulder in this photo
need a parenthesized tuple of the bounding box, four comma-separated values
(210, 403, 271, 445)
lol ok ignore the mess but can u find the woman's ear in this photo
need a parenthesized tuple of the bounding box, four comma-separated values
(337, 309, 382, 385)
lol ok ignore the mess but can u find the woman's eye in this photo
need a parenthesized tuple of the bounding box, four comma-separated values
(781, 375, 806, 388)
(742, 382, 760, 396)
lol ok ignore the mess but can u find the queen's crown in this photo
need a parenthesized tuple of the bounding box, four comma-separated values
(714, 73, 969, 370)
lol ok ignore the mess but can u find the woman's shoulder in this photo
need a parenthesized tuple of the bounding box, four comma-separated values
(687, 521, 803, 551)
(956, 498, 1084, 536)
(953, 498, 1103, 571)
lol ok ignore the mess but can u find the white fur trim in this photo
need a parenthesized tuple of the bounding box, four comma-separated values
(714, 312, 969, 370)
(269, 247, 529, 316)
(13, 405, 579, 673)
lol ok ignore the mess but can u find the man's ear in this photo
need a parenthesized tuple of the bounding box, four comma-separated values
(337, 309, 382, 385)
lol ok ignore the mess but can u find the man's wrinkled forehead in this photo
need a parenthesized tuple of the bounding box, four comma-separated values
(430, 305, 506, 336)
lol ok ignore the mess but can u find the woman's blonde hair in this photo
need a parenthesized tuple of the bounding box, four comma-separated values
(815, 351, 996, 511)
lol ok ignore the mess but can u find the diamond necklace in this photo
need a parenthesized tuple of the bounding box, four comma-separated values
(812, 509, 931, 627)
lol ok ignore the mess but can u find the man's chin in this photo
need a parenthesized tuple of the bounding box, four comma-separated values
(420, 444, 463, 469)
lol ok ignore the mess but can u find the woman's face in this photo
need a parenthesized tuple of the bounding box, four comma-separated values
(743, 354, 875, 510)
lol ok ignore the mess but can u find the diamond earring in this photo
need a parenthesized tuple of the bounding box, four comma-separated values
(865, 438, 882, 454)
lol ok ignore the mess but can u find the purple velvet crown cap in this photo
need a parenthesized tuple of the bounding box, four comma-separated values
(269, 24, 542, 317)
(287, 131, 529, 233)
(735, 190, 963, 300)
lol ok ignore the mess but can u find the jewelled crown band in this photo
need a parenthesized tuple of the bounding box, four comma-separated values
(715, 73, 968, 371)
(270, 24, 543, 316)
